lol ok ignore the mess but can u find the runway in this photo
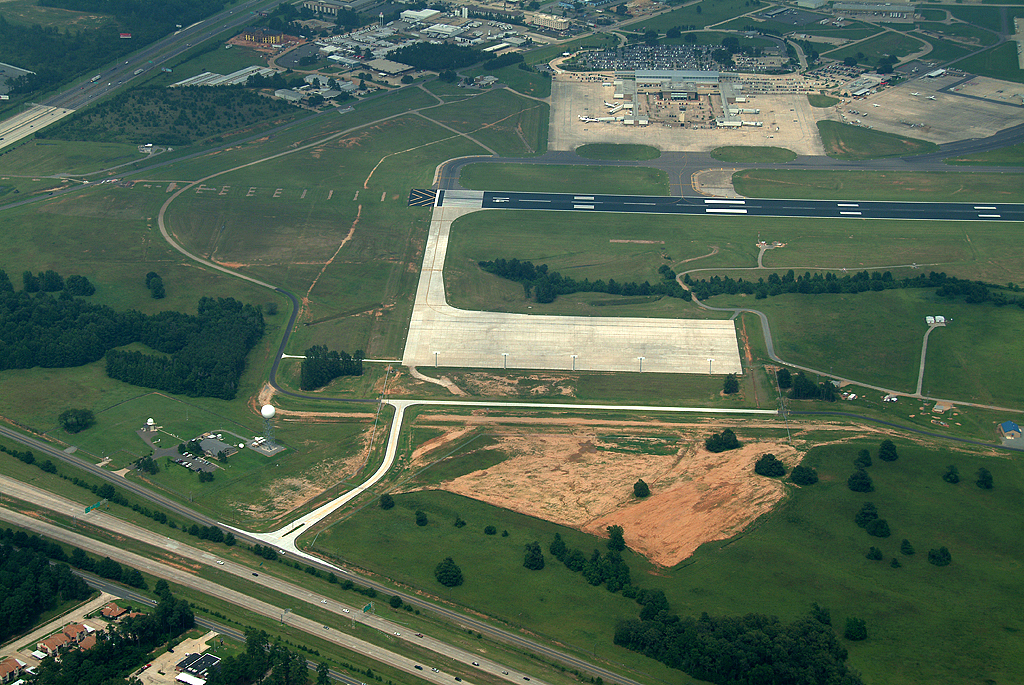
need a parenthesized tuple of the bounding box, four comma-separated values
(425, 189, 1024, 222)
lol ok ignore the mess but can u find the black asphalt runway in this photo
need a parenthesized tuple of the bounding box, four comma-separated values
(436, 189, 1024, 222)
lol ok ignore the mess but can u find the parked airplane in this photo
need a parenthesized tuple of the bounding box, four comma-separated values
(604, 101, 616, 108)
(578, 115, 598, 122)
(872, 103, 880, 107)
(911, 92, 919, 96)
(927, 95, 936, 100)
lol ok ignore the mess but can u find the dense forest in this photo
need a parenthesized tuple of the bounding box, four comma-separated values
(0, 541, 92, 642)
(300, 344, 363, 391)
(390, 43, 480, 71)
(0, 269, 264, 399)
(478, 258, 690, 304)
(38, 86, 298, 146)
(2, 0, 225, 96)
(207, 630, 310, 685)
(614, 611, 864, 685)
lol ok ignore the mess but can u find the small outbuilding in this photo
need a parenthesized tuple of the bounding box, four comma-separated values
(999, 420, 1021, 439)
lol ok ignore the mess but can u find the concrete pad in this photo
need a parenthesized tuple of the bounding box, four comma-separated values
(0, 105, 75, 151)
(402, 206, 743, 375)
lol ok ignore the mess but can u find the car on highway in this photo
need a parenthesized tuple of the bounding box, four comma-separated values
(502, 672, 508, 676)
(431, 669, 439, 673)
(321, 599, 327, 604)
(217, 560, 224, 565)
(454, 679, 461, 682)
(394, 632, 400, 636)
(471, 662, 479, 666)
(414, 666, 422, 671)
(414, 633, 423, 638)
(323, 625, 329, 630)
(252, 572, 258, 576)
(342, 608, 350, 613)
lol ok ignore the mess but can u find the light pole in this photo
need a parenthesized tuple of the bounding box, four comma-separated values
(501, 352, 508, 369)
(708, 358, 715, 375)
(433, 351, 439, 367)
(638, 356, 645, 372)
(571, 354, 577, 371)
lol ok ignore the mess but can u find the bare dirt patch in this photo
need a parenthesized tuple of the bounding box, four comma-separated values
(446, 372, 577, 398)
(436, 426, 799, 566)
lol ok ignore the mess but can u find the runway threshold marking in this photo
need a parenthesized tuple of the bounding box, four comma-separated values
(574, 204, 595, 209)
(974, 206, 996, 210)
(706, 208, 747, 214)
(574, 196, 595, 200)
(839, 211, 862, 216)
(704, 199, 746, 205)
(978, 214, 1001, 218)
(838, 203, 859, 207)
(407, 189, 437, 207)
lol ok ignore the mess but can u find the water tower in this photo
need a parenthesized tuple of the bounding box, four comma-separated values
(260, 404, 276, 447)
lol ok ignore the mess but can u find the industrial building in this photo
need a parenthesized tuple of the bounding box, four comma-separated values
(171, 66, 277, 87)
(366, 58, 414, 74)
(796, 0, 827, 8)
(302, 0, 377, 14)
(526, 12, 570, 31)
(625, 69, 721, 95)
(400, 8, 442, 23)
(241, 28, 285, 44)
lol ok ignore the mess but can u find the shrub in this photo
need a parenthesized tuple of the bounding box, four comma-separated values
(847, 469, 873, 493)
(523, 541, 545, 570)
(853, 449, 872, 469)
(415, 510, 428, 526)
(890, 557, 901, 568)
(866, 547, 882, 560)
(58, 409, 95, 434)
(942, 465, 960, 484)
(866, 519, 890, 538)
(878, 439, 899, 462)
(379, 494, 394, 509)
(705, 428, 740, 453)
(633, 479, 650, 497)
(976, 467, 993, 489)
(776, 367, 792, 389)
(389, 595, 403, 609)
(854, 503, 878, 528)
(900, 539, 914, 555)
(722, 373, 739, 394)
(844, 617, 867, 641)
(484, 525, 497, 535)
(754, 453, 786, 478)
(789, 465, 818, 485)
(928, 547, 952, 566)
(434, 557, 463, 587)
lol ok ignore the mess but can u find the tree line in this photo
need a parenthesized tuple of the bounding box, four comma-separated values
(478, 258, 691, 304)
(300, 345, 364, 391)
(390, 43, 480, 71)
(207, 629, 310, 685)
(684, 269, 1024, 308)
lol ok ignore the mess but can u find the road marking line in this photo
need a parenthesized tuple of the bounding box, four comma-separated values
(704, 199, 746, 204)
(527, 199, 551, 203)
(974, 206, 996, 210)
(574, 204, 595, 209)
(837, 203, 859, 207)
(978, 214, 1001, 218)
(839, 211, 862, 215)
(574, 196, 595, 200)
(705, 208, 747, 214)
(623, 202, 656, 205)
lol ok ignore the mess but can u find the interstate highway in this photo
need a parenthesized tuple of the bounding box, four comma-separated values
(442, 190, 1024, 222)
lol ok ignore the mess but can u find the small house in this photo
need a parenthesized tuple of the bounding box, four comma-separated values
(999, 420, 1021, 439)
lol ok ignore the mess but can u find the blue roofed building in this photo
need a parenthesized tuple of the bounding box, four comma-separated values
(999, 420, 1021, 439)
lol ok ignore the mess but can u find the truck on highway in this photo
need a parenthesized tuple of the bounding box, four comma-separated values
(90, 75, 101, 82)
(133, 68, 144, 75)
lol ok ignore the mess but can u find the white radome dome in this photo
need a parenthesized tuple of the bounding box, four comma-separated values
(260, 404, 276, 419)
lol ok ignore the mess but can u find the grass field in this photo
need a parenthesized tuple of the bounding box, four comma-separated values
(0, 141, 146, 175)
(955, 42, 1024, 84)
(825, 31, 927, 64)
(816, 121, 938, 160)
(710, 146, 797, 163)
(732, 169, 1024, 202)
(946, 142, 1024, 167)
(912, 34, 972, 64)
(807, 93, 840, 108)
(916, 21, 999, 46)
(462, 65, 552, 98)
(525, 34, 619, 65)
(574, 143, 660, 160)
(458, 163, 668, 194)
(625, 0, 763, 32)
(0, 0, 111, 28)
(946, 4, 1005, 32)
(426, 88, 548, 156)
(317, 433, 1024, 685)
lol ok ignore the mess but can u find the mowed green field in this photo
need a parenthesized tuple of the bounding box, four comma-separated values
(710, 146, 796, 163)
(625, 0, 762, 32)
(0, 141, 146, 175)
(825, 31, 927, 64)
(817, 122, 937, 160)
(732, 169, 1024, 203)
(956, 42, 1024, 84)
(946, 142, 1024, 167)
(425, 88, 548, 156)
(319, 434, 1024, 685)
(458, 163, 668, 194)
(574, 143, 660, 161)
(807, 93, 840, 108)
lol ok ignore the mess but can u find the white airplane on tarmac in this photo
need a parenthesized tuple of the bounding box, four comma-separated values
(927, 95, 937, 100)
(911, 92, 919, 96)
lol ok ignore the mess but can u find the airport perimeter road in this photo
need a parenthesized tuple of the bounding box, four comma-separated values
(434, 189, 1024, 222)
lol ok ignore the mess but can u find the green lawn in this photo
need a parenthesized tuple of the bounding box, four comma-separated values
(946, 142, 1024, 167)
(462, 65, 552, 98)
(807, 93, 840, 108)
(732, 169, 1024, 202)
(625, 0, 765, 32)
(574, 143, 660, 160)
(913, 34, 972, 64)
(0, 141, 146, 176)
(710, 146, 797, 163)
(916, 21, 999, 47)
(918, 8, 948, 21)
(825, 31, 927, 64)
(0, 0, 111, 28)
(816, 121, 938, 160)
(426, 88, 548, 156)
(945, 4, 1005, 32)
(458, 163, 668, 194)
(525, 34, 620, 65)
(318, 434, 1024, 685)
(955, 42, 1024, 84)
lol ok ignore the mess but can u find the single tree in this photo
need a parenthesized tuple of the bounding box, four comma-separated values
(890, 557, 901, 568)
(866, 519, 891, 538)
(789, 465, 819, 485)
(942, 465, 960, 484)
(58, 408, 96, 434)
(854, 502, 878, 528)
(900, 538, 914, 555)
(225, 532, 236, 546)
(389, 595, 403, 609)
(453, 515, 466, 528)
(606, 525, 626, 552)
(847, 469, 874, 493)
(976, 467, 993, 489)
(722, 373, 739, 395)
(844, 617, 867, 641)
(415, 510, 428, 526)
(379, 494, 395, 509)
(865, 546, 883, 560)
(928, 547, 952, 566)
(754, 453, 786, 478)
(317, 662, 331, 685)
(810, 602, 831, 626)
(550, 533, 567, 559)
(484, 525, 497, 535)
(434, 557, 463, 587)
(633, 478, 650, 498)
(854, 448, 872, 468)
(878, 439, 899, 462)
(523, 541, 545, 570)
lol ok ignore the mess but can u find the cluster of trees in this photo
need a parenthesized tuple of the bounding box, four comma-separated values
(300, 345, 364, 391)
(704, 428, 740, 453)
(523, 541, 545, 570)
(40, 86, 296, 146)
(0, 538, 92, 642)
(614, 609, 864, 684)
(145, 272, 165, 299)
(789, 372, 838, 401)
(391, 43, 480, 71)
(58, 408, 96, 434)
(854, 502, 890, 538)
(106, 296, 265, 399)
(33, 580, 194, 685)
(790, 465, 819, 485)
(479, 258, 690, 304)
(549, 531, 633, 593)
(683, 269, 1024, 309)
(206, 629, 311, 685)
(722, 373, 739, 394)
(484, 52, 524, 71)
(2, 268, 94, 299)
(135, 456, 160, 474)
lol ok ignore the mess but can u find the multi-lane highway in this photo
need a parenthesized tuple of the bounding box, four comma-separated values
(431, 189, 1024, 222)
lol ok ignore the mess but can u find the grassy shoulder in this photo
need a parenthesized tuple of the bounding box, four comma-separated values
(732, 169, 1024, 202)
(946, 142, 1024, 167)
(807, 93, 840, 108)
(574, 143, 660, 160)
(458, 163, 668, 195)
(710, 146, 797, 164)
(817, 121, 937, 160)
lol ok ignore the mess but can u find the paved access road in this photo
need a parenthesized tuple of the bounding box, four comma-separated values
(437, 189, 1024, 222)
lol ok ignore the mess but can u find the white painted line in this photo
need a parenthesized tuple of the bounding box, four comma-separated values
(528, 199, 552, 203)
(974, 206, 996, 210)
(574, 204, 595, 209)
(623, 202, 657, 205)
(839, 211, 862, 216)
(837, 203, 859, 207)
(978, 214, 1001, 218)
(704, 199, 746, 204)
(705, 208, 747, 214)
(574, 196, 595, 200)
